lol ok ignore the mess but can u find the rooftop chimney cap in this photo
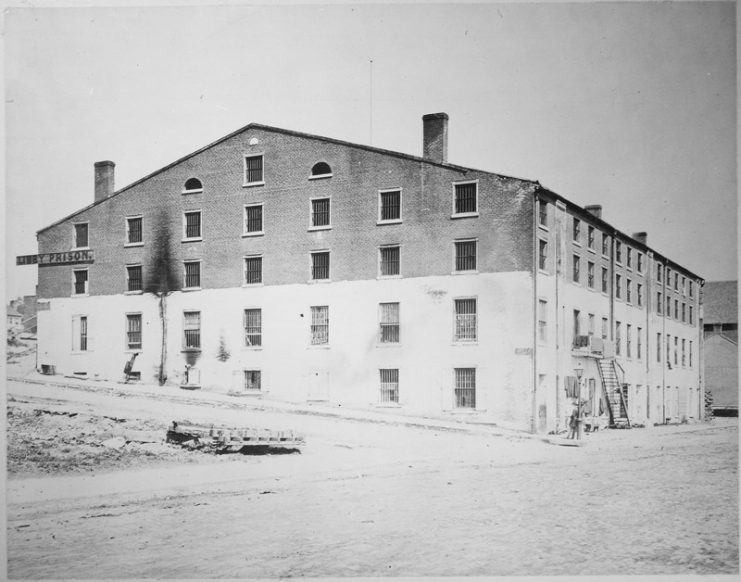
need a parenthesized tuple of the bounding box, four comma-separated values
(94, 160, 115, 168)
(422, 112, 449, 121)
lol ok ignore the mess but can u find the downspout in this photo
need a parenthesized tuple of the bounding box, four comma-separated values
(661, 260, 666, 423)
(531, 189, 539, 434)
(698, 280, 705, 420)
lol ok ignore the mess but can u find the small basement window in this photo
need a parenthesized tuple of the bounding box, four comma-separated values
(183, 178, 203, 193)
(310, 162, 332, 179)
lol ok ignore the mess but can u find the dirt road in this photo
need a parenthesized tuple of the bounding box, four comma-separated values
(7, 379, 738, 577)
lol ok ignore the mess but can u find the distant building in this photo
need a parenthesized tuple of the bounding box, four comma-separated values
(33, 114, 704, 432)
(7, 304, 22, 333)
(703, 281, 737, 415)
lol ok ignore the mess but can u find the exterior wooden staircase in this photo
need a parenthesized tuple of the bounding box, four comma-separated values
(597, 358, 631, 428)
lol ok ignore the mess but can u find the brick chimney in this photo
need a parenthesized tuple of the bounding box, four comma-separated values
(584, 205, 602, 219)
(94, 161, 115, 203)
(632, 232, 648, 246)
(422, 113, 448, 163)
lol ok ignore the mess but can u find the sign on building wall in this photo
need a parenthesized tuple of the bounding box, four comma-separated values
(16, 250, 95, 267)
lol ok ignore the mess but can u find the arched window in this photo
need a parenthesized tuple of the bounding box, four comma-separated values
(184, 177, 203, 192)
(310, 162, 332, 178)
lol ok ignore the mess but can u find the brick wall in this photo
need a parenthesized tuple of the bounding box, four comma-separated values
(37, 127, 537, 298)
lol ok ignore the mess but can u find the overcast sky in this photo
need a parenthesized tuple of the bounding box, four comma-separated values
(4, 1, 736, 300)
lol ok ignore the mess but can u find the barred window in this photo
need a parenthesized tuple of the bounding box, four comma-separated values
(311, 252, 330, 280)
(538, 299, 547, 342)
(587, 261, 595, 288)
(380, 246, 400, 277)
(183, 311, 201, 349)
(184, 261, 201, 289)
(454, 182, 477, 215)
(455, 240, 477, 272)
(572, 255, 580, 283)
(79, 316, 88, 351)
(244, 256, 262, 285)
(379, 190, 401, 222)
(127, 265, 142, 292)
(244, 370, 261, 391)
(126, 314, 142, 350)
(310, 306, 329, 345)
(379, 302, 400, 343)
(311, 198, 330, 228)
(73, 269, 88, 295)
(244, 308, 262, 347)
(539, 239, 547, 271)
(183, 211, 201, 239)
(455, 298, 477, 342)
(74, 223, 89, 248)
(379, 369, 399, 404)
(244, 155, 263, 184)
(126, 217, 142, 244)
(601, 267, 608, 293)
(244, 205, 263, 234)
(454, 368, 476, 409)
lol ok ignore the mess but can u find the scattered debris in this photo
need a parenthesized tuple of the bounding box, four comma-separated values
(166, 421, 305, 454)
(102, 437, 127, 450)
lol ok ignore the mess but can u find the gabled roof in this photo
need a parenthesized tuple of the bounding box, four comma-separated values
(38, 122, 535, 235)
(703, 280, 738, 324)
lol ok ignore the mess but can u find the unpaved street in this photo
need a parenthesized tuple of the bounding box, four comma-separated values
(7, 379, 738, 577)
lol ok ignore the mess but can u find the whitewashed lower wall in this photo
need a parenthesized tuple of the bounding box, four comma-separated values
(36, 271, 536, 430)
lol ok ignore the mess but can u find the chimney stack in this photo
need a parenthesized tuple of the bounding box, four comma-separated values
(584, 205, 602, 219)
(422, 113, 449, 163)
(94, 161, 115, 203)
(632, 232, 648, 246)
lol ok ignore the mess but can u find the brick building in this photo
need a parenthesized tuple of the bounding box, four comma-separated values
(34, 113, 704, 432)
(702, 280, 737, 415)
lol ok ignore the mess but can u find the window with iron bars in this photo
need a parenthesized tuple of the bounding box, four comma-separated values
(126, 217, 142, 244)
(126, 314, 142, 350)
(183, 211, 201, 239)
(244, 370, 261, 391)
(379, 190, 401, 222)
(572, 255, 580, 283)
(244, 155, 263, 184)
(538, 239, 547, 271)
(379, 302, 400, 343)
(454, 182, 477, 215)
(379, 369, 399, 404)
(454, 368, 476, 409)
(74, 223, 89, 248)
(311, 252, 330, 280)
(310, 306, 329, 345)
(73, 269, 88, 295)
(244, 256, 262, 285)
(538, 201, 548, 227)
(455, 240, 477, 272)
(311, 198, 330, 228)
(454, 298, 477, 342)
(380, 246, 400, 277)
(184, 261, 201, 288)
(244, 309, 262, 347)
(183, 311, 201, 349)
(127, 265, 142, 292)
(244, 204, 263, 234)
(538, 299, 547, 342)
(79, 316, 88, 351)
